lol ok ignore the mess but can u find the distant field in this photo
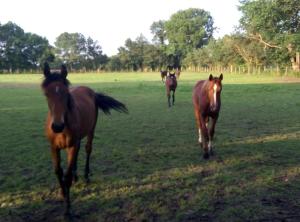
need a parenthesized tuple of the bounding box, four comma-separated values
(0, 72, 300, 221)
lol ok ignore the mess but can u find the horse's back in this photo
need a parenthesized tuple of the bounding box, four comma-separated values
(70, 86, 97, 137)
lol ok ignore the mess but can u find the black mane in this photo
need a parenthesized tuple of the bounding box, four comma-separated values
(42, 72, 71, 88)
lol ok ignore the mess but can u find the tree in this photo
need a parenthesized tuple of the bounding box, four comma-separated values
(84, 37, 107, 70)
(150, 20, 166, 45)
(106, 55, 122, 71)
(239, 0, 300, 70)
(165, 8, 215, 56)
(0, 22, 53, 72)
(54, 32, 86, 70)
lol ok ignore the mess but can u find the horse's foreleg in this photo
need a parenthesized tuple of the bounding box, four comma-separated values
(84, 133, 94, 183)
(200, 115, 210, 159)
(51, 148, 65, 199)
(172, 90, 175, 105)
(64, 146, 78, 214)
(167, 90, 171, 107)
(209, 117, 218, 155)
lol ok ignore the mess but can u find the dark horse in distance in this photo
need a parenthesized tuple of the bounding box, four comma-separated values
(165, 72, 177, 107)
(192, 74, 223, 159)
(41, 63, 127, 214)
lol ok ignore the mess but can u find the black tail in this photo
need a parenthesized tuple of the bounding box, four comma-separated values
(95, 93, 128, 115)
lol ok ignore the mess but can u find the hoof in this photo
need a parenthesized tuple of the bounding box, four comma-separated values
(203, 153, 210, 159)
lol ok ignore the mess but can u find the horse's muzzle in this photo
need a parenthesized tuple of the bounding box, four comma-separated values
(51, 123, 65, 133)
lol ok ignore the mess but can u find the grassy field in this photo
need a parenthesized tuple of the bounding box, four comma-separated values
(0, 72, 300, 222)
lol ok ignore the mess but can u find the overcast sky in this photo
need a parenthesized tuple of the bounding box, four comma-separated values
(0, 0, 241, 56)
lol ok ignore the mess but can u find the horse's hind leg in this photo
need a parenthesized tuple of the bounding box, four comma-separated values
(84, 132, 94, 183)
(72, 140, 80, 183)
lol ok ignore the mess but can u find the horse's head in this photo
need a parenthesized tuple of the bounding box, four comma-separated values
(207, 73, 223, 112)
(41, 62, 71, 133)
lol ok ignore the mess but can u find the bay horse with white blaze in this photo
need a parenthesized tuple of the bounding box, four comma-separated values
(165, 72, 177, 107)
(192, 74, 223, 159)
(41, 63, 127, 214)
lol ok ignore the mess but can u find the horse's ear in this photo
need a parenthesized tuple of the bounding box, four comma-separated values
(209, 74, 213, 81)
(43, 62, 51, 78)
(219, 73, 223, 81)
(61, 64, 68, 78)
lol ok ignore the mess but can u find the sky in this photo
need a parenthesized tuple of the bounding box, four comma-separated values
(0, 0, 242, 56)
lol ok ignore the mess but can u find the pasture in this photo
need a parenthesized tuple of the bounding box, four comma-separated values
(0, 72, 300, 221)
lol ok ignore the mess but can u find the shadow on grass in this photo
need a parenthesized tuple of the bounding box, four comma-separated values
(1, 136, 300, 221)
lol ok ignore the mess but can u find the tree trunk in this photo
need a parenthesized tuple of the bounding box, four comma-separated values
(291, 52, 300, 71)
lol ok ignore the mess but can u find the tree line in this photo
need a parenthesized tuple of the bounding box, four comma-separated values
(0, 0, 299, 74)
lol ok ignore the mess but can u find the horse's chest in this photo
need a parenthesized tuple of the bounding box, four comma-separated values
(49, 133, 74, 149)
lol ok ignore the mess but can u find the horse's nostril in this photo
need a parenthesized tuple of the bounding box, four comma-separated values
(51, 123, 65, 133)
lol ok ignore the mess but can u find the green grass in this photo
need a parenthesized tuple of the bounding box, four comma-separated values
(0, 72, 300, 221)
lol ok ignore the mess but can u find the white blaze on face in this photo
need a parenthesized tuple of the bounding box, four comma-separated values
(51, 87, 65, 125)
(213, 84, 217, 107)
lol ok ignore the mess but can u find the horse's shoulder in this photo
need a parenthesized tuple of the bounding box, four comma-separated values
(194, 80, 206, 89)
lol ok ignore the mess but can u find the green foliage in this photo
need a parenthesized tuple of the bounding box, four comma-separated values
(165, 8, 214, 56)
(106, 55, 122, 71)
(150, 20, 166, 45)
(0, 22, 52, 72)
(239, 0, 300, 67)
(54, 32, 107, 71)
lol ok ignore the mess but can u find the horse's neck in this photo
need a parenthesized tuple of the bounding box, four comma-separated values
(200, 80, 210, 100)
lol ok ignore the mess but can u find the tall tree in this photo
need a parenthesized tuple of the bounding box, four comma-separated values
(0, 22, 53, 72)
(84, 37, 107, 70)
(165, 8, 215, 56)
(239, 0, 300, 70)
(54, 32, 86, 69)
(150, 20, 166, 45)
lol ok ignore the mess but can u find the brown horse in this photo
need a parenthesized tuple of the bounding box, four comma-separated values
(41, 63, 127, 214)
(192, 74, 223, 159)
(165, 72, 177, 107)
(160, 70, 168, 83)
